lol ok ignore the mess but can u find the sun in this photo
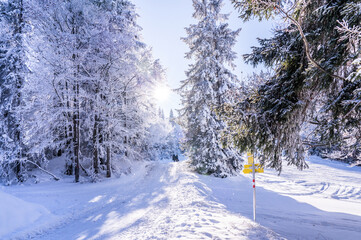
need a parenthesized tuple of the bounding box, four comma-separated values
(154, 85, 171, 103)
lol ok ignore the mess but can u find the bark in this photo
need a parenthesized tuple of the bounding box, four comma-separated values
(106, 145, 111, 178)
(64, 80, 73, 175)
(124, 90, 128, 157)
(13, 0, 24, 182)
(73, 82, 80, 183)
(71, 11, 80, 183)
(93, 114, 99, 174)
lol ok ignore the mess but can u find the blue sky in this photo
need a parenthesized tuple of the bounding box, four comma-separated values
(132, 0, 275, 116)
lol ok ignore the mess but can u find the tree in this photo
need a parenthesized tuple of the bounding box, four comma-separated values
(179, 0, 241, 177)
(0, 0, 28, 184)
(21, 0, 92, 182)
(223, 0, 361, 171)
(310, 2, 361, 164)
(167, 109, 184, 158)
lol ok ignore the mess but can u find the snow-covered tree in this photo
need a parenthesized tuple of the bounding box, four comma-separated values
(146, 111, 172, 161)
(310, 2, 361, 165)
(224, 0, 361, 170)
(0, 0, 28, 184)
(1, 0, 170, 184)
(19, 0, 96, 182)
(83, 0, 148, 179)
(179, 0, 241, 177)
(167, 109, 184, 158)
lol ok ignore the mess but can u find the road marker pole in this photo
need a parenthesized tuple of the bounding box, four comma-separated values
(252, 159, 256, 222)
(244, 152, 263, 222)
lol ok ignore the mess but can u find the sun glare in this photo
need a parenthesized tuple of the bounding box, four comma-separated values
(154, 85, 170, 103)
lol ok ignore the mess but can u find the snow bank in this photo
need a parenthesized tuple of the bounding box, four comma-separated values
(0, 189, 52, 239)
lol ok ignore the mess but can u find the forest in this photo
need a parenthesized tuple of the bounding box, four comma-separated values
(0, 0, 182, 185)
(0, 0, 360, 181)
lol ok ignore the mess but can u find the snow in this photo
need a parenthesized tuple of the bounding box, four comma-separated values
(210, 155, 361, 239)
(0, 190, 53, 238)
(1, 156, 361, 239)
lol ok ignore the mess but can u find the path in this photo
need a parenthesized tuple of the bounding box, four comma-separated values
(15, 161, 279, 240)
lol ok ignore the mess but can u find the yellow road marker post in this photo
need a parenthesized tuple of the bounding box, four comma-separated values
(242, 152, 264, 222)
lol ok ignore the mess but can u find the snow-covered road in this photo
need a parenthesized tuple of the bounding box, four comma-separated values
(1, 157, 361, 240)
(7, 161, 279, 240)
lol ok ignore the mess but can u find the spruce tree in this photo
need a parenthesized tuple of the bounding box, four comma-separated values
(179, 0, 241, 177)
(168, 109, 183, 158)
(0, 0, 28, 183)
(224, 0, 361, 170)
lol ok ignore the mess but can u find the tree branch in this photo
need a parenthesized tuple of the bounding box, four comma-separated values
(274, 3, 346, 81)
(344, 100, 361, 118)
(25, 160, 60, 181)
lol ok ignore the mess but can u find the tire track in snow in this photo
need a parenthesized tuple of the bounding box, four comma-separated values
(256, 157, 361, 203)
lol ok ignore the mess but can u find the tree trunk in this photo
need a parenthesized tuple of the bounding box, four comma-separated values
(73, 82, 80, 183)
(106, 145, 111, 178)
(124, 91, 128, 157)
(93, 115, 99, 174)
(64, 80, 73, 175)
(71, 11, 80, 183)
(14, 0, 24, 182)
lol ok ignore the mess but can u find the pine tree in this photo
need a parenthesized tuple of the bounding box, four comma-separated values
(168, 109, 183, 158)
(179, 0, 241, 177)
(224, 0, 361, 170)
(86, 0, 147, 178)
(311, 2, 361, 164)
(0, 0, 28, 184)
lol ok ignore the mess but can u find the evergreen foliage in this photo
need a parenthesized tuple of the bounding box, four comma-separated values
(224, 0, 361, 171)
(0, 0, 28, 183)
(179, 0, 242, 177)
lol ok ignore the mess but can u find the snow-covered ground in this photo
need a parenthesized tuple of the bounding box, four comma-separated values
(1, 156, 361, 240)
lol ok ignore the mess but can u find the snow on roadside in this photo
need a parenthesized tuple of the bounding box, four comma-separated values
(0, 189, 55, 239)
(256, 155, 361, 217)
(1, 160, 151, 240)
(228, 155, 361, 240)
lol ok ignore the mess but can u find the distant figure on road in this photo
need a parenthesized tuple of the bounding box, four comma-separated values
(172, 154, 179, 162)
